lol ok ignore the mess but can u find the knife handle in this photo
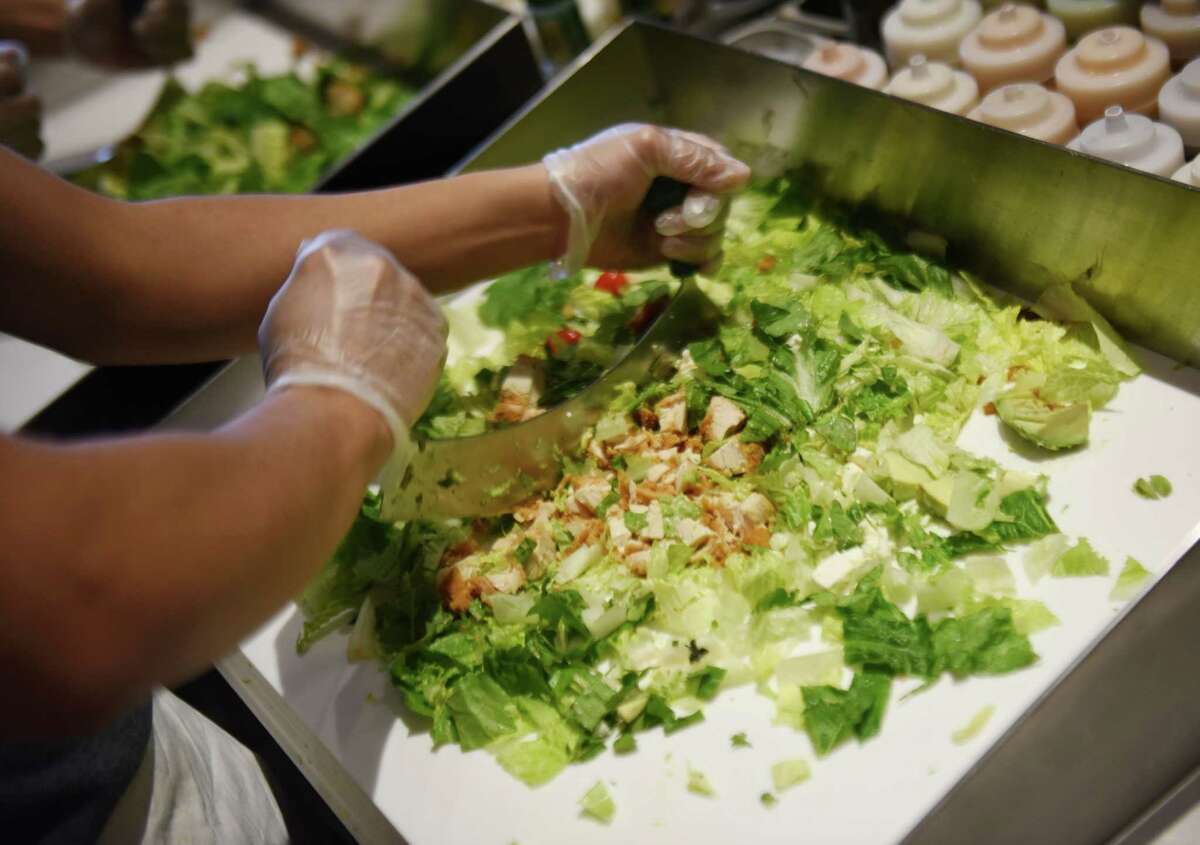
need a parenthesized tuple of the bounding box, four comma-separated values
(642, 176, 698, 279)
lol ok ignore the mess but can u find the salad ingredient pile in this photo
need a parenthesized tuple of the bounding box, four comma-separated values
(71, 58, 411, 199)
(297, 175, 1138, 786)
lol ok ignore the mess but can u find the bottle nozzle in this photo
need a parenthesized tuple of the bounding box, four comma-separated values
(1104, 104, 1128, 132)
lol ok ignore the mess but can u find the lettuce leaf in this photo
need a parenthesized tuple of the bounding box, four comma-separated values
(1110, 557, 1151, 601)
(579, 781, 615, 823)
(801, 671, 892, 755)
(1052, 539, 1110, 577)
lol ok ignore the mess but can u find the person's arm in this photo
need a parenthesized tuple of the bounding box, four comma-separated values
(0, 387, 387, 736)
(0, 0, 67, 56)
(0, 230, 445, 738)
(0, 127, 748, 365)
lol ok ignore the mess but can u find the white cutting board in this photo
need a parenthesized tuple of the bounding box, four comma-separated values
(1, 2, 310, 433)
(162, 338, 1200, 845)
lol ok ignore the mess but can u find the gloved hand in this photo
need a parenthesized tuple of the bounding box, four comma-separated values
(66, 0, 192, 68)
(0, 41, 43, 159)
(542, 123, 751, 277)
(258, 230, 448, 464)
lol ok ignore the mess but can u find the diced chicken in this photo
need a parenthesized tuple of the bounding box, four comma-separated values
(572, 476, 611, 516)
(625, 549, 652, 576)
(707, 438, 767, 476)
(513, 499, 555, 525)
(491, 356, 545, 423)
(439, 566, 496, 613)
(490, 531, 522, 555)
(645, 463, 672, 484)
(486, 564, 527, 594)
(608, 514, 633, 547)
(501, 355, 543, 400)
(634, 407, 658, 429)
(736, 492, 775, 530)
(707, 440, 748, 474)
(563, 519, 602, 555)
(676, 517, 713, 548)
(656, 393, 687, 434)
(700, 396, 745, 442)
(641, 500, 665, 540)
(610, 430, 649, 454)
(588, 438, 608, 466)
(524, 517, 557, 580)
(743, 525, 772, 547)
(633, 481, 675, 505)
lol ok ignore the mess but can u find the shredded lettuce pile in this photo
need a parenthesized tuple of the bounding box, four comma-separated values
(296, 176, 1139, 786)
(72, 59, 412, 199)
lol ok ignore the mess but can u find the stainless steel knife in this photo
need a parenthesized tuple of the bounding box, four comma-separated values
(380, 276, 721, 521)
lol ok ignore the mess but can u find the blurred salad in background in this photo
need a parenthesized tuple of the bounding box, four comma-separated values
(71, 58, 412, 199)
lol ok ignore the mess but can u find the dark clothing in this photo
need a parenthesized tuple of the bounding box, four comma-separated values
(0, 702, 151, 844)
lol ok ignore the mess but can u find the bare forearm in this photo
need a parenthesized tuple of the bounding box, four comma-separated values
(0, 387, 389, 735)
(0, 0, 68, 55)
(0, 149, 563, 364)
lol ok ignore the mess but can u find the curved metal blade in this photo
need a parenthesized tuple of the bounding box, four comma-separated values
(381, 278, 721, 521)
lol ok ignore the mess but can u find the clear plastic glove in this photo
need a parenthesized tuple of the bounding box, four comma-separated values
(66, 0, 192, 68)
(258, 230, 448, 464)
(0, 41, 42, 159)
(542, 123, 751, 276)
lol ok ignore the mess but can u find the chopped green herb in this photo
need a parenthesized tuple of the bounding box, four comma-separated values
(731, 732, 751, 749)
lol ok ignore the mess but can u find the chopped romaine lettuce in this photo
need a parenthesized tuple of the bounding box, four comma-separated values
(1110, 557, 1151, 601)
(687, 766, 717, 797)
(1133, 475, 1172, 500)
(770, 758, 811, 792)
(297, 176, 1139, 791)
(951, 705, 995, 744)
(579, 781, 615, 824)
(1052, 539, 1110, 577)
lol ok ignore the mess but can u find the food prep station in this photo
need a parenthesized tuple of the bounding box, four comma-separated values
(157, 16, 1200, 845)
(1, 0, 540, 435)
(8, 2, 1200, 843)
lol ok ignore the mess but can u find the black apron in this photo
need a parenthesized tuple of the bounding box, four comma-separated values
(0, 702, 152, 844)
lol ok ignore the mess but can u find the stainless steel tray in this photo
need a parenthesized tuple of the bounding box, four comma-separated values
(164, 20, 1200, 845)
(250, 0, 543, 191)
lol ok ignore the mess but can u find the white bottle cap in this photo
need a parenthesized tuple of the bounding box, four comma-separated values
(1067, 105, 1186, 176)
(885, 54, 981, 114)
(960, 4, 1066, 92)
(882, 0, 983, 67)
(1141, 0, 1200, 64)
(968, 82, 1079, 143)
(1172, 155, 1200, 185)
(1054, 27, 1172, 125)
(1159, 58, 1200, 149)
(802, 42, 889, 90)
